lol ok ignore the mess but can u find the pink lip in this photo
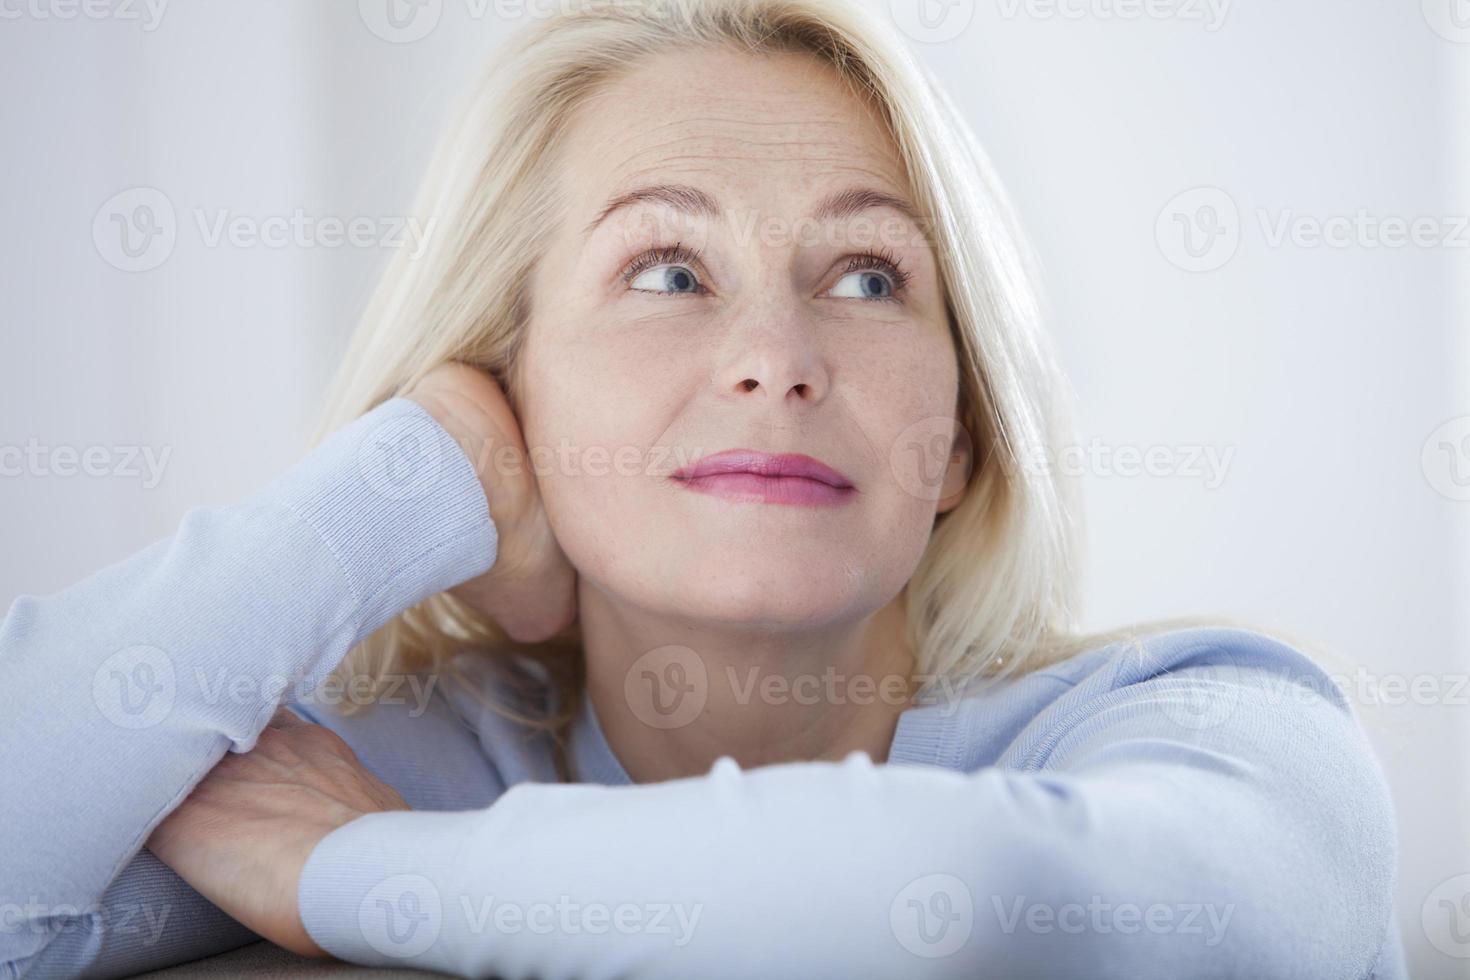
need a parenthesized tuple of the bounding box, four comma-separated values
(671, 450, 857, 507)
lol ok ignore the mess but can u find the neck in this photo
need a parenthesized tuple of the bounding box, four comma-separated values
(580, 582, 917, 784)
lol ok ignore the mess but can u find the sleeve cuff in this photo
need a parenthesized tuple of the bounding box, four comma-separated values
(255, 397, 498, 656)
(297, 808, 488, 970)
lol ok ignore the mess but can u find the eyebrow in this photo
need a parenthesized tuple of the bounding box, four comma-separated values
(582, 183, 926, 238)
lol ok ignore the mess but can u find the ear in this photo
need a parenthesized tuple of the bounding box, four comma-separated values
(934, 423, 974, 516)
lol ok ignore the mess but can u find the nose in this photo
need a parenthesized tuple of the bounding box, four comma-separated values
(715, 314, 831, 407)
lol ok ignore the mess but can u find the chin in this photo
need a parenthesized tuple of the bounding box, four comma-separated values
(652, 558, 886, 629)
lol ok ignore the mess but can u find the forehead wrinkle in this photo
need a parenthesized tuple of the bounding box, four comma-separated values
(601, 146, 908, 198)
(568, 92, 917, 247)
(607, 131, 894, 166)
(607, 160, 916, 206)
(582, 165, 928, 250)
(621, 111, 848, 131)
(594, 110, 894, 157)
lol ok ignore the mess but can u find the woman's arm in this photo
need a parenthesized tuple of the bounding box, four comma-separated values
(288, 638, 1399, 979)
(0, 396, 498, 978)
(4, 680, 513, 980)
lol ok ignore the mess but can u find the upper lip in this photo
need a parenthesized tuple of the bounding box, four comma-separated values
(672, 450, 855, 489)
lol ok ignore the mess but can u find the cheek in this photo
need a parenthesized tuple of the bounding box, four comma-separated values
(855, 332, 962, 509)
(518, 308, 961, 616)
(518, 340, 688, 579)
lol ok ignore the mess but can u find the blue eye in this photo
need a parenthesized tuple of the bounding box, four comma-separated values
(622, 243, 706, 296)
(620, 243, 912, 303)
(629, 264, 701, 294)
(826, 249, 911, 304)
(828, 270, 896, 300)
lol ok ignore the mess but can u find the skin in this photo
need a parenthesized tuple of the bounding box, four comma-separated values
(148, 46, 971, 957)
(519, 45, 967, 783)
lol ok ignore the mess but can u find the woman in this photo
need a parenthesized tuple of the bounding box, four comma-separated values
(0, 0, 1404, 976)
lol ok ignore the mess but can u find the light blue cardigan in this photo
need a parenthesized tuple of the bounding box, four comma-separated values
(0, 397, 1406, 979)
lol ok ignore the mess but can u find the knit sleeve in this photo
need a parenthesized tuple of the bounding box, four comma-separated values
(0, 397, 498, 979)
(296, 630, 1400, 979)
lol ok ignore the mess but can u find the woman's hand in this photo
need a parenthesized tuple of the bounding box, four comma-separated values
(404, 362, 579, 644)
(146, 708, 410, 958)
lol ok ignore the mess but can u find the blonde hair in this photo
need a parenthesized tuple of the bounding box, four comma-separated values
(314, 0, 1265, 747)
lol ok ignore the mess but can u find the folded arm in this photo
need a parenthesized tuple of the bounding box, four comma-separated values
(297, 648, 1399, 980)
(0, 398, 498, 979)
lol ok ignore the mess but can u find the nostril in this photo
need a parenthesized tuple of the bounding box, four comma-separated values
(740, 379, 758, 392)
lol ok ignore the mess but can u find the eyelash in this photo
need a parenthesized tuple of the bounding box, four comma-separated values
(840, 248, 912, 302)
(619, 242, 912, 304)
(621, 243, 708, 295)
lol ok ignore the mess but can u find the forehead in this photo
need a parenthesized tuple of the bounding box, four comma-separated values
(558, 45, 911, 210)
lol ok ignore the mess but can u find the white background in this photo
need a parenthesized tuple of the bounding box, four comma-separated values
(1, 1, 1466, 975)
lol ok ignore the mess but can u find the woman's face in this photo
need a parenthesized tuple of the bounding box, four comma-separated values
(517, 45, 966, 630)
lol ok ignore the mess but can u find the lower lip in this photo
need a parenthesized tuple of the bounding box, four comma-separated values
(673, 473, 857, 507)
